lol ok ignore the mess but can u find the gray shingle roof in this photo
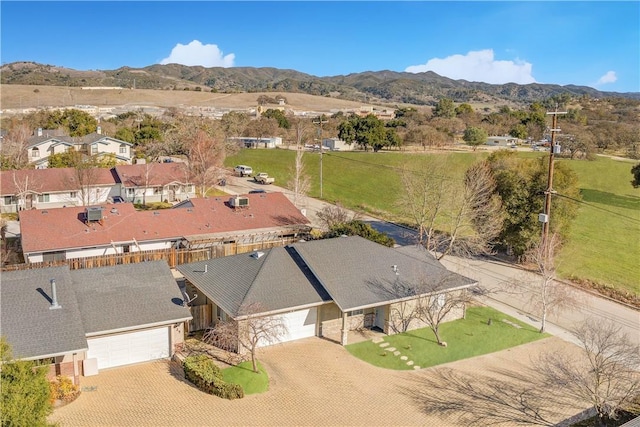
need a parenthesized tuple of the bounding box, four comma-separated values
(70, 261, 192, 335)
(289, 236, 477, 311)
(176, 247, 328, 318)
(178, 236, 476, 316)
(0, 266, 88, 359)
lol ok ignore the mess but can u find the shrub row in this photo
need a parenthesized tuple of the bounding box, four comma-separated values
(183, 355, 244, 400)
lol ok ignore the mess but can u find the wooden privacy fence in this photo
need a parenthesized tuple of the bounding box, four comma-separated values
(1, 236, 302, 272)
(187, 305, 213, 333)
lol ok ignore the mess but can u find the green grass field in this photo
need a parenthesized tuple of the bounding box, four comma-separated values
(226, 149, 640, 295)
(222, 361, 269, 395)
(346, 306, 548, 370)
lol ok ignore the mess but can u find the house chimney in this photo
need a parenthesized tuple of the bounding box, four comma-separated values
(49, 279, 61, 310)
(97, 126, 102, 135)
(37, 127, 43, 137)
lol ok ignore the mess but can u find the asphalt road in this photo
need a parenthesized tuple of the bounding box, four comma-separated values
(224, 175, 640, 347)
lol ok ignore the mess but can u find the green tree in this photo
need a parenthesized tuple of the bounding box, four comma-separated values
(114, 127, 135, 143)
(434, 98, 456, 118)
(47, 150, 83, 168)
(631, 163, 640, 188)
(1, 337, 54, 427)
(324, 220, 395, 247)
(261, 109, 290, 129)
(462, 126, 487, 150)
(455, 103, 474, 116)
(487, 150, 580, 257)
(509, 124, 528, 140)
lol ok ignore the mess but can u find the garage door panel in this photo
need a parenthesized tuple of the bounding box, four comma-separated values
(257, 308, 317, 347)
(87, 327, 169, 370)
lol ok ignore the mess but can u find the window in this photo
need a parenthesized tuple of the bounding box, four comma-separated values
(37, 194, 50, 203)
(69, 192, 77, 198)
(119, 144, 127, 154)
(348, 309, 364, 316)
(430, 294, 446, 312)
(154, 187, 162, 194)
(3, 196, 16, 205)
(91, 144, 98, 154)
(31, 148, 40, 158)
(127, 188, 135, 196)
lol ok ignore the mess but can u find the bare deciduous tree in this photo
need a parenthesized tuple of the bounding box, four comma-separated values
(315, 202, 359, 231)
(368, 270, 479, 345)
(288, 145, 311, 209)
(0, 122, 32, 169)
(399, 158, 502, 260)
(398, 157, 449, 249)
(439, 160, 503, 259)
(537, 319, 640, 425)
(524, 232, 579, 333)
(204, 303, 288, 373)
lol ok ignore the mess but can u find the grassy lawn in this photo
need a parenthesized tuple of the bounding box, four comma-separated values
(346, 306, 548, 370)
(225, 149, 639, 295)
(555, 157, 640, 294)
(222, 360, 269, 395)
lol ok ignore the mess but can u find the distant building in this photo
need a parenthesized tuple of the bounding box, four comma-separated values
(485, 136, 518, 147)
(322, 138, 353, 151)
(228, 136, 283, 149)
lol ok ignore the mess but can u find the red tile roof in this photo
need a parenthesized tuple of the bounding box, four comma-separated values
(113, 163, 191, 187)
(0, 168, 116, 195)
(19, 192, 310, 254)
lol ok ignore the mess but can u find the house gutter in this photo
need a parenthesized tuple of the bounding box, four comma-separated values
(339, 281, 479, 313)
(21, 346, 89, 362)
(84, 316, 193, 338)
(233, 301, 330, 321)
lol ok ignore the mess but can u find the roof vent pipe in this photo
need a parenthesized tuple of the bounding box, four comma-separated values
(49, 279, 61, 310)
(204, 265, 208, 273)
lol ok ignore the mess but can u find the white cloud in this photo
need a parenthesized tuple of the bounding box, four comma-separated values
(160, 40, 235, 67)
(405, 49, 536, 85)
(596, 71, 617, 85)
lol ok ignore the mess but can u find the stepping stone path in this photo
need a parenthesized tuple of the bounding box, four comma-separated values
(374, 339, 420, 370)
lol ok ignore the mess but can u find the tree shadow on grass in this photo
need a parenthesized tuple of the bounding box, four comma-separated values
(401, 364, 587, 426)
(581, 189, 640, 210)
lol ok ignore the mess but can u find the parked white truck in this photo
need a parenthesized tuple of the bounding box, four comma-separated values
(253, 172, 275, 184)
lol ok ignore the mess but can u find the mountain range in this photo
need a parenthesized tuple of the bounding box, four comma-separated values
(2, 61, 638, 107)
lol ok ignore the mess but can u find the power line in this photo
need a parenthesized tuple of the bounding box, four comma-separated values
(554, 192, 640, 224)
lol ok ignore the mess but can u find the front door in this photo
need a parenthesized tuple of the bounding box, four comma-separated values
(374, 306, 385, 331)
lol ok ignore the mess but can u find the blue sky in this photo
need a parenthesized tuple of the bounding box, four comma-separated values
(1, 1, 638, 93)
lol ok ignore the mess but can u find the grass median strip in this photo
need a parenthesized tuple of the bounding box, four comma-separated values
(346, 306, 549, 370)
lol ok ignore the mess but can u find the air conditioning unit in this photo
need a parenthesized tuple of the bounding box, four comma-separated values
(85, 206, 103, 222)
(229, 196, 249, 208)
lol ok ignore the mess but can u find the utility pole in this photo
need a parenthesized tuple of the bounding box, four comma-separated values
(540, 109, 567, 252)
(313, 115, 328, 199)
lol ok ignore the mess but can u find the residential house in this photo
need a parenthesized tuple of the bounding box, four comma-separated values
(112, 162, 195, 204)
(228, 136, 283, 149)
(26, 127, 133, 168)
(0, 167, 118, 213)
(322, 137, 353, 151)
(176, 236, 477, 348)
(0, 261, 192, 382)
(18, 192, 311, 264)
(485, 136, 518, 147)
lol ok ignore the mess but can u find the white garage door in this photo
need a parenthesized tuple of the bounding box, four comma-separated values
(277, 308, 317, 345)
(87, 327, 170, 370)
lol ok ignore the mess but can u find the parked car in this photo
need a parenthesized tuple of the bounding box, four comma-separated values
(253, 172, 275, 184)
(248, 189, 267, 194)
(234, 165, 253, 177)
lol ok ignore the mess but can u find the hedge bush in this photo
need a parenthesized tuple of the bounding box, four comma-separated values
(183, 355, 244, 400)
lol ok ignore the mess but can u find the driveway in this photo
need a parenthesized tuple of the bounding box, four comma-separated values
(50, 336, 585, 427)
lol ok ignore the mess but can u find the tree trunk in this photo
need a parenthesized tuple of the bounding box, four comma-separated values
(250, 348, 258, 373)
